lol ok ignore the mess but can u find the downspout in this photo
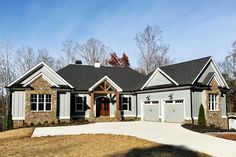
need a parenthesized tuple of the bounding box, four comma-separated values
(190, 88, 194, 125)
(226, 93, 229, 130)
(136, 94, 138, 120)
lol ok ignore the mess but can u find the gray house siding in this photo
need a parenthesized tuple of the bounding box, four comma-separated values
(146, 71, 172, 87)
(58, 92, 71, 119)
(137, 89, 191, 119)
(221, 94, 227, 116)
(12, 91, 25, 120)
(191, 91, 202, 118)
(198, 62, 214, 83)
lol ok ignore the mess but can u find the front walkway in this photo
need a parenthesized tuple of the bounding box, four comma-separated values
(32, 121, 236, 157)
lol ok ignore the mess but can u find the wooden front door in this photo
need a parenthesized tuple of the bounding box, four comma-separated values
(100, 98, 110, 116)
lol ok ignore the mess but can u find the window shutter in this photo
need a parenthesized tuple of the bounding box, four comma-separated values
(84, 96, 87, 110)
(129, 97, 131, 111)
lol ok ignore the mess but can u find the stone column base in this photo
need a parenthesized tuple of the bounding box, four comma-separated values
(13, 120, 24, 128)
(89, 111, 95, 119)
(115, 111, 122, 121)
(59, 119, 71, 124)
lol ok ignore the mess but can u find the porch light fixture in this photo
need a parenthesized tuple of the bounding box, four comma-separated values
(146, 95, 150, 101)
(168, 94, 173, 100)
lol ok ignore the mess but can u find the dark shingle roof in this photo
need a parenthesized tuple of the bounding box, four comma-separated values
(57, 65, 146, 91)
(160, 56, 211, 85)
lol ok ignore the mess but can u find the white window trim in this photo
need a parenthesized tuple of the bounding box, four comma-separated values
(31, 94, 52, 112)
(121, 96, 131, 111)
(75, 95, 84, 112)
(209, 94, 219, 111)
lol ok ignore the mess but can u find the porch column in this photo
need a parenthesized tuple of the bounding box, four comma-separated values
(115, 92, 121, 120)
(116, 92, 120, 111)
(90, 92, 95, 118)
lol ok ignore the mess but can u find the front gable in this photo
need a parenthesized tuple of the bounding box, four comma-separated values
(8, 62, 73, 89)
(195, 60, 229, 89)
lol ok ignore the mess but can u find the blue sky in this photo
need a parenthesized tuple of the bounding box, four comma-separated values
(0, 0, 236, 67)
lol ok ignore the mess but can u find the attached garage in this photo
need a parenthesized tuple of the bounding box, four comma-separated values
(143, 100, 160, 121)
(164, 99, 184, 123)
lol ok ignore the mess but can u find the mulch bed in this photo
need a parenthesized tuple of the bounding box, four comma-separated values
(182, 124, 235, 133)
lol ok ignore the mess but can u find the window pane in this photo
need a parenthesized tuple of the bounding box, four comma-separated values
(39, 94, 44, 103)
(76, 103, 83, 111)
(46, 94, 51, 102)
(144, 101, 150, 104)
(123, 104, 128, 110)
(30, 94, 37, 102)
(38, 103, 44, 111)
(46, 103, 51, 111)
(76, 97, 83, 103)
(152, 101, 159, 104)
(123, 97, 128, 103)
(31, 103, 37, 111)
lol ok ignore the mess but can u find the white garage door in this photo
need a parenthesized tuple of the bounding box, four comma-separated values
(143, 100, 160, 121)
(164, 99, 184, 123)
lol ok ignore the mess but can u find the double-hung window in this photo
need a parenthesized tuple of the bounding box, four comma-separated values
(75, 96, 86, 112)
(209, 94, 218, 111)
(30, 94, 52, 111)
(122, 96, 131, 111)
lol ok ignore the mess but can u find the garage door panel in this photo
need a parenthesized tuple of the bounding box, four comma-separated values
(143, 101, 160, 121)
(144, 105, 159, 121)
(164, 103, 184, 123)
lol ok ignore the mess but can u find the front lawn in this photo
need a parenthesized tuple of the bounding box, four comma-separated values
(0, 128, 210, 157)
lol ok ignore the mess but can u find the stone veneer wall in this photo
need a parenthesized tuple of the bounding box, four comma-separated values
(14, 76, 58, 127)
(204, 79, 228, 129)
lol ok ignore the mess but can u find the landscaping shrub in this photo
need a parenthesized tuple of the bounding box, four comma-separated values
(5, 110, 13, 129)
(198, 104, 206, 127)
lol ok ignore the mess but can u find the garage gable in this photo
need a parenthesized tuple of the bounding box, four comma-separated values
(141, 68, 178, 90)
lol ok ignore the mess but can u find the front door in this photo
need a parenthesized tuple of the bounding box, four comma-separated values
(100, 98, 110, 116)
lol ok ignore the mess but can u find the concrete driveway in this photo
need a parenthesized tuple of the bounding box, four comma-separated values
(32, 121, 236, 157)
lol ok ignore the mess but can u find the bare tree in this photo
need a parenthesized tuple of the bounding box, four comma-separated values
(219, 40, 236, 112)
(61, 40, 79, 65)
(0, 41, 16, 120)
(134, 25, 173, 74)
(78, 38, 109, 65)
(36, 48, 57, 70)
(15, 46, 36, 76)
(0, 41, 16, 95)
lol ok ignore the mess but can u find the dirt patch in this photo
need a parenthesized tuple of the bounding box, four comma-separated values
(213, 134, 236, 141)
(0, 128, 210, 157)
(182, 124, 233, 133)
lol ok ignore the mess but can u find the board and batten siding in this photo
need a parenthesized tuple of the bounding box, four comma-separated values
(137, 89, 191, 118)
(221, 94, 227, 116)
(191, 91, 202, 118)
(12, 91, 25, 120)
(58, 92, 71, 119)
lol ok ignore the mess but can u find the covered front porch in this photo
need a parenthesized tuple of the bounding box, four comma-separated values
(89, 76, 122, 119)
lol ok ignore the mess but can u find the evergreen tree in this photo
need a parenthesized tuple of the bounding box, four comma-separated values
(198, 104, 206, 127)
